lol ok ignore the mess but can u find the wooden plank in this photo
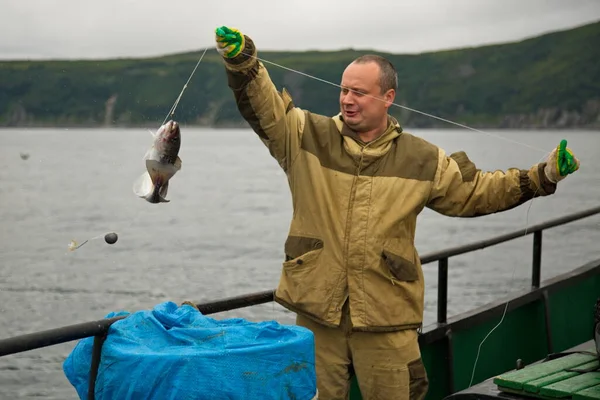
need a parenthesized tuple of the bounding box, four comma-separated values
(523, 370, 579, 393)
(497, 385, 554, 399)
(539, 372, 600, 397)
(524, 361, 600, 393)
(574, 384, 600, 400)
(494, 353, 598, 390)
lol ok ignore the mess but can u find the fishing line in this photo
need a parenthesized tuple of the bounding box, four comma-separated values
(238, 50, 549, 155)
(467, 151, 550, 387)
(68, 48, 209, 254)
(122, 47, 209, 251)
(228, 48, 563, 385)
(68, 232, 118, 251)
(100, 48, 211, 306)
(161, 48, 208, 126)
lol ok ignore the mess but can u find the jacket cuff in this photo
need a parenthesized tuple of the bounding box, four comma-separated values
(224, 35, 258, 74)
(537, 162, 557, 195)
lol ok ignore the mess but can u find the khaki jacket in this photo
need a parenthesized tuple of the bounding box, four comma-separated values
(221, 36, 557, 331)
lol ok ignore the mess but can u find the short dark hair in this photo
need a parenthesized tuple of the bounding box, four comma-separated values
(352, 54, 398, 94)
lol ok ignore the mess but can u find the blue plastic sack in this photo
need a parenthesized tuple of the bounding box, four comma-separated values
(63, 301, 316, 399)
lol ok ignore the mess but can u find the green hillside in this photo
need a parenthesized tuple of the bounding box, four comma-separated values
(1, 21, 599, 129)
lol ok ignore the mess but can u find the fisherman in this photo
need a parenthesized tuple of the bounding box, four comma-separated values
(213, 26, 580, 400)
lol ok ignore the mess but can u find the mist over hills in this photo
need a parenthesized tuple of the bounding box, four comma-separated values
(1, 21, 599, 129)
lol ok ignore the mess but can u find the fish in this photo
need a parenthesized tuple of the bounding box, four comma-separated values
(132, 120, 182, 204)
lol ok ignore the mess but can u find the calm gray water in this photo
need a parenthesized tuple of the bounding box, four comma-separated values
(1, 126, 599, 399)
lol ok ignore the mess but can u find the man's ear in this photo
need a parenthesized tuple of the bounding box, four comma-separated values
(383, 89, 395, 108)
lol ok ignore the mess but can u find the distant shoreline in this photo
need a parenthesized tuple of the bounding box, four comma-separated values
(2, 21, 598, 134)
(1, 121, 598, 131)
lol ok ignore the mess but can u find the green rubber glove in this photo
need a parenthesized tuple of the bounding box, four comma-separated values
(557, 139, 579, 176)
(544, 139, 580, 183)
(215, 26, 245, 58)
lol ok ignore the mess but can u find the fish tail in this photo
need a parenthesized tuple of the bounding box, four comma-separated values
(132, 171, 170, 204)
(145, 181, 170, 204)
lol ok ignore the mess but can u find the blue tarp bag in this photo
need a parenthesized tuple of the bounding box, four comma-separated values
(63, 301, 317, 399)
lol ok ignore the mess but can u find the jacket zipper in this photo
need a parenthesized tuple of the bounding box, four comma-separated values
(336, 146, 367, 313)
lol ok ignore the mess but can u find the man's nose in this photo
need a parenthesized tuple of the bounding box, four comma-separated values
(342, 92, 355, 105)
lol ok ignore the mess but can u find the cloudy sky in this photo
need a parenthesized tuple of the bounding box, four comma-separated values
(1, 0, 599, 60)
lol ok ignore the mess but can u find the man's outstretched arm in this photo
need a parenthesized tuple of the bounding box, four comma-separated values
(215, 26, 305, 171)
(426, 141, 580, 217)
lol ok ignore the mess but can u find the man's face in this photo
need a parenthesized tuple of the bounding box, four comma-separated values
(339, 61, 394, 133)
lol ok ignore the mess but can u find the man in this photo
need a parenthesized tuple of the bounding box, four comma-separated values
(213, 26, 580, 399)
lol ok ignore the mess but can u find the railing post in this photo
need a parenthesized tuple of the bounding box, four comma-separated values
(438, 257, 448, 324)
(88, 333, 107, 400)
(532, 231, 542, 289)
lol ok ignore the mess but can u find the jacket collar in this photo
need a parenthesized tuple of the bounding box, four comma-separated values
(333, 113, 403, 145)
(331, 113, 404, 166)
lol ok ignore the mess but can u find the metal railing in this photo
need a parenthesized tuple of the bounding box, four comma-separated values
(1, 205, 599, 399)
(422, 205, 600, 323)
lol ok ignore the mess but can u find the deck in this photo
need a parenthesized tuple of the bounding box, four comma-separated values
(0, 206, 599, 400)
(447, 340, 600, 399)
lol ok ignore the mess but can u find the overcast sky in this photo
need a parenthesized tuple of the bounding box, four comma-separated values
(1, 0, 599, 60)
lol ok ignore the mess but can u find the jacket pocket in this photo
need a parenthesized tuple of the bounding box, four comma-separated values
(407, 357, 429, 400)
(279, 235, 325, 308)
(382, 249, 418, 281)
(282, 247, 323, 271)
(284, 235, 324, 261)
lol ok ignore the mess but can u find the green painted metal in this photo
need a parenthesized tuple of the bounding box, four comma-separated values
(348, 260, 600, 399)
(548, 274, 600, 352)
(420, 336, 451, 399)
(451, 300, 549, 391)
(349, 375, 361, 398)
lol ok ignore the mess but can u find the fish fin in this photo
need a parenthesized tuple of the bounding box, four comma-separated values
(145, 182, 170, 204)
(146, 159, 179, 180)
(159, 181, 169, 199)
(145, 158, 158, 173)
(143, 146, 155, 161)
(174, 156, 182, 171)
(132, 171, 153, 198)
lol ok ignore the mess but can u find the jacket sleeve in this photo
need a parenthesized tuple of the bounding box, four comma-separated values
(426, 148, 557, 217)
(221, 35, 305, 172)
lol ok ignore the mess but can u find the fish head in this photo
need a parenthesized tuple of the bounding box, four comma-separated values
(159, 119, 181, 143)
(134, 120, 183, 204)
(154, 120, 181, 156)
